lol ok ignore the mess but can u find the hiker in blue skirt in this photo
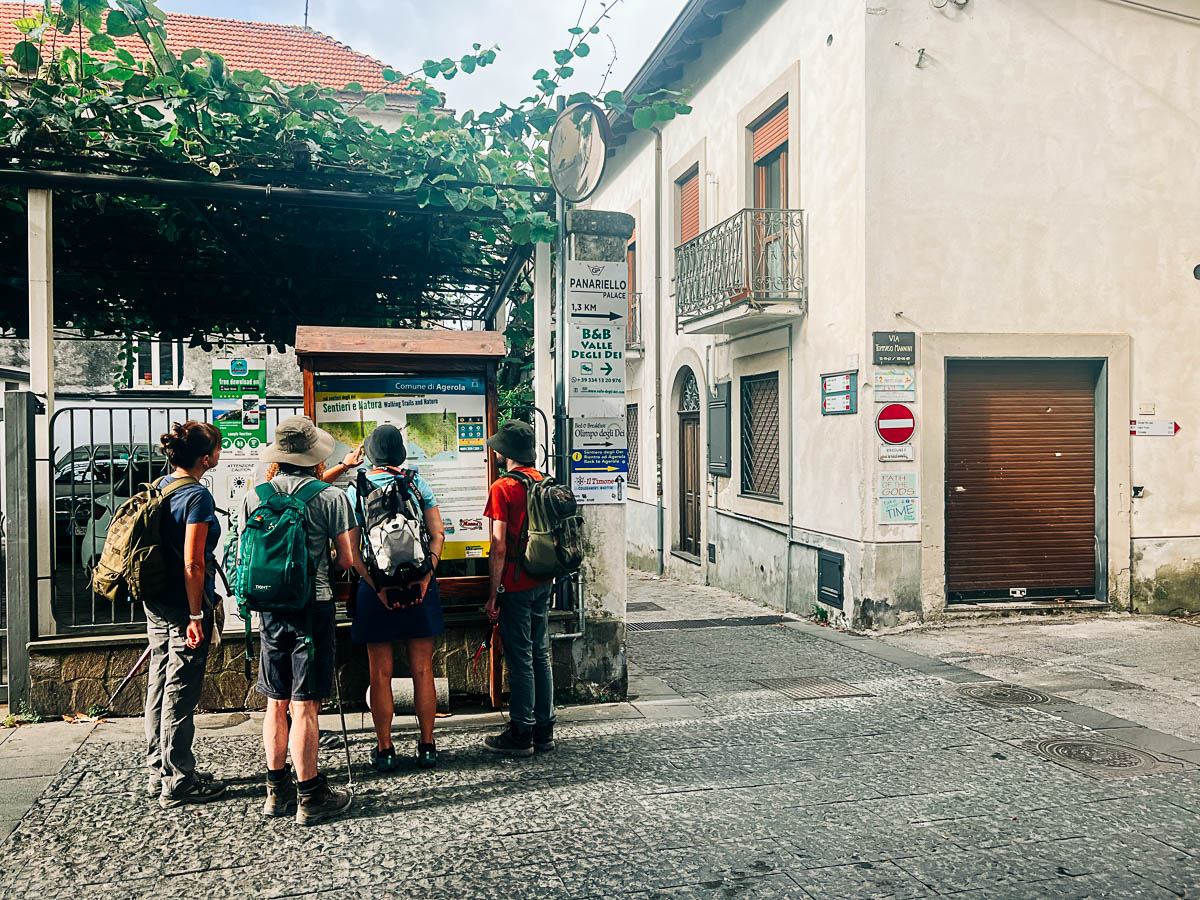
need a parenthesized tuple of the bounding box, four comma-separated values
(345, 424, 446, 771)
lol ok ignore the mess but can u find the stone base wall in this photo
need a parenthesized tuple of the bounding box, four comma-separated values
(28, 617, 625, 717)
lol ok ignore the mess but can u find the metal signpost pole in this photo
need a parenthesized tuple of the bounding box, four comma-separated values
(553, 95, 569, 483)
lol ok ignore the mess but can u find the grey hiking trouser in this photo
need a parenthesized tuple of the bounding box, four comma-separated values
(498, 582, 555, 732)
(144, 607, 211, 796)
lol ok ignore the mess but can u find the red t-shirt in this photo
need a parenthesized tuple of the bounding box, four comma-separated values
(484, 467, 548, 592)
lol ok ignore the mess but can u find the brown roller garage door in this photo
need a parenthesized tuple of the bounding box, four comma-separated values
(946, 360, 1098, 602)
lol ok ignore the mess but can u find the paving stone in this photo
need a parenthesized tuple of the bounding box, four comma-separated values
(0, 573, 1197, 897)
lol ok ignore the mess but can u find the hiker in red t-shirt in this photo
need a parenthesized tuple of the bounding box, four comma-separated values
(481, 420, 556, 756)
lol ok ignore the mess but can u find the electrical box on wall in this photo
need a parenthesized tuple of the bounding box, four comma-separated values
(708, 381, 732, 476)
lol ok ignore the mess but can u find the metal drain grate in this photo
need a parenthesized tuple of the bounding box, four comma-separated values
(628, 616, 787, 632)
(754, 676, 873, 701)
(955, 683, 1055, 708)
(1027, 737, 1185, 779)
(627, 601, 666, 613)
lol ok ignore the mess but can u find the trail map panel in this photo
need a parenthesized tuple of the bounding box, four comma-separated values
(314, 375, 491, 560)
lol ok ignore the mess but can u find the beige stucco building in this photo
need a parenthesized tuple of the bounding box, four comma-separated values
(588, 0, 1200, 625)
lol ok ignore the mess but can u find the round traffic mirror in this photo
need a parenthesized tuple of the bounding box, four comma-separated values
(549, 102, 613, 203)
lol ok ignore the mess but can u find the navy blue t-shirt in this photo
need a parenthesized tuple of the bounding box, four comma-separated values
(145, 476, 220, 623)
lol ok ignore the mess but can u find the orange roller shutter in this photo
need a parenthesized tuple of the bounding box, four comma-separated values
(752, 103, 788, 162)
(679, 170, 700, 244)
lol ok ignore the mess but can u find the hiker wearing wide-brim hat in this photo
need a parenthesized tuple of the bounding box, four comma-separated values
(344, 424, 446, 772)
(240, 415, 376, 826)
(485, 420, 537, 467)
(481, 419, 557, 757)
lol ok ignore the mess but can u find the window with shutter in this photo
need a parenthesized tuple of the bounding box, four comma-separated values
(752, 102, 788, 162)
(678, 169, 700, 244)
(740, 373, 780, 499)
(626, 403, 640, 487)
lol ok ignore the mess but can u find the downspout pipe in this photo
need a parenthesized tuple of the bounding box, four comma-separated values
(652, 126, 665, 576)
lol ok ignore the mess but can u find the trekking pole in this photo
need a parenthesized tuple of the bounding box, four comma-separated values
(332, 647, 355, 792)
(107, 644, 152, 710)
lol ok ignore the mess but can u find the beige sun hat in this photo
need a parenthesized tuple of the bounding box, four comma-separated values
(260, 415, 336, 467)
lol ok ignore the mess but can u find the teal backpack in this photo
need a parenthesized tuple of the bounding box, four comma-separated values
(234, 479, 329, 682)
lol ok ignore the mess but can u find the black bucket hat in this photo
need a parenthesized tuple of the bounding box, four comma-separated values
(364, 423, 407, 467)
(486, 420, 536, 466)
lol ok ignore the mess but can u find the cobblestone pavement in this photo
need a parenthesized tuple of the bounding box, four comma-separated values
(3, 574, 1200, 898)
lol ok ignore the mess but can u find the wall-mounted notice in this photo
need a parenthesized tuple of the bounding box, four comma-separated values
(873, 368, 916, 403)
(821, 371, 858, 416)
(570, 417, 629, 504)
(878, 470, 919, 524)
(314, 375, 491, 561)
(878, 444, 915, 462)
(212, 358, 267, 458)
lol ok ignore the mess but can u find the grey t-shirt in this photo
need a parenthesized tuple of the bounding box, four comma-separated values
(238, 473, 357, 604)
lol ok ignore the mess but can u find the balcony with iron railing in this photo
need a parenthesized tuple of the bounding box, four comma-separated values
(674, 207, 807, 335)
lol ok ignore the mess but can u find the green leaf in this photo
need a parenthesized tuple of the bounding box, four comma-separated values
(342, 81, 363, 92)
(422, 59, 440, 78)
(510, 222, 533, 245)
(364, 92, 387, 111)
(159, 122, 178, 146)
(106, 9, 138, 37)
(574, 42, 590, 58)
(180, 48, 202, 66)
(382, 68, 399, 82)
(553, 48, 573, 65)
(114, 47, 135, 65)
(87, 33, 115, 53)
(556, 65, 574, 78)
(460, 55, 476, 75)
(568, 26, 584, 35)
(12, 41, 40, 72)
(632, 107, 655, 130)
(14, 16, 40, 34)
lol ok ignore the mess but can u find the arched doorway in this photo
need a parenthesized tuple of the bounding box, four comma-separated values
(677, 368, 702, 557)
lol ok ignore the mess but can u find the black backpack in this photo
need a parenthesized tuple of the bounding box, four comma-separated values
(354, 468, 432, 592)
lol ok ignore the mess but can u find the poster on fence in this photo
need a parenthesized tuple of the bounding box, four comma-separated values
(313, 375, 491, 560)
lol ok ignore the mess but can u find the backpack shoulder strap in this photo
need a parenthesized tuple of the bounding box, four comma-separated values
(294, 478, 329, 506)
(501, 469, 535, 488)
(159, 475, 200, 498)
(253, 482, 277, 504)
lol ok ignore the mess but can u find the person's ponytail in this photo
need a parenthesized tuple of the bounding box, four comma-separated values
(160, 420, 221, 469)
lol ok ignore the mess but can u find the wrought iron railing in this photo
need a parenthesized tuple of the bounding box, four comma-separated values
(674, 207, 807, 327)
(627, 292, 643, 348)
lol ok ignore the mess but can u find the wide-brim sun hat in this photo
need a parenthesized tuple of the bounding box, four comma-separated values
(486, 419, 536, 466)
(260, 415, 336, 467)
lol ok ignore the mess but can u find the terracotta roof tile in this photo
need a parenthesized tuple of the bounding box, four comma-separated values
(0, 3, 415, 95)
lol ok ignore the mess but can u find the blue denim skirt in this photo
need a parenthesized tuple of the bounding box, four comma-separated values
(350, 577, 444, 643)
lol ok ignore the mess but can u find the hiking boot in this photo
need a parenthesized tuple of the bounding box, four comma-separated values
(159, 774, 227, 809)
(296, 775, 351, 827)
(533, 724, 556, 753)
(263, 769, 297, 818)
(483, 723, 534, 757)
(370, 746, 399, 773)
(416, 742, 437, 769)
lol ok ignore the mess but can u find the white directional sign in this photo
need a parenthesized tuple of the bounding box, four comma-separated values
(873, 368, 916, 403)
(1129, 418, 1180, 436)
(570, 417, 629, 505)
(567, 260, 627, 417)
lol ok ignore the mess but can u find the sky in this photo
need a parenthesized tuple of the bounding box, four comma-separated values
(163, 0, 689, 113)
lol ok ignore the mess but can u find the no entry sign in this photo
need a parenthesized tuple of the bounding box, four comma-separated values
(876, 403, 915, 445)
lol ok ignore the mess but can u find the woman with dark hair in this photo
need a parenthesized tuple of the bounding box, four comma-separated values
(146, 420, 226, 809)
(345, 424, 446, 771)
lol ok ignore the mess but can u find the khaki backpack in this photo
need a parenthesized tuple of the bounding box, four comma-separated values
(91, 476, 198, 604)
(500, 470, 584, 580)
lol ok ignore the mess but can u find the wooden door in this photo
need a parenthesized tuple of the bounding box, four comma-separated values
(945, 360, 1098, 602)
(679, 413, 701, 556)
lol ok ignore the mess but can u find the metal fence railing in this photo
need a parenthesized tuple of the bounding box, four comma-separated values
(48, 402, 301, 633)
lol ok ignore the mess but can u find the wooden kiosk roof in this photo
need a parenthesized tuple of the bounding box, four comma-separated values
(295, 327, 506, 365)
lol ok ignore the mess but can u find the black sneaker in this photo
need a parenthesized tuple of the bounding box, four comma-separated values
(263, 768, 297, 818)
(150, 769, 211, 797)
(370, 746, 399, 773)
(416, 742, 437, 769)
(296, 774, 351, 827)
(160, 774, 227, 809)
(533, 724, 556, 753)
(483, 723, 534, 757)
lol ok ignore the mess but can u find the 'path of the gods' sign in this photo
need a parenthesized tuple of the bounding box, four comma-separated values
(568, 260, 628, 417)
